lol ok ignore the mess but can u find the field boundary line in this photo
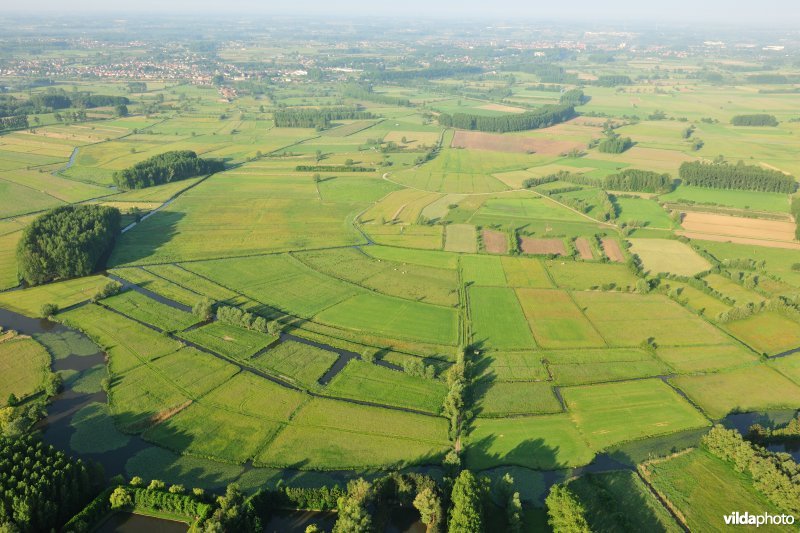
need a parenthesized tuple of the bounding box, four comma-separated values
(564, 289, 612, 348)
(637, 459, 692, 532)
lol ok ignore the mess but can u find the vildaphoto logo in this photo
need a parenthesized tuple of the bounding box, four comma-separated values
(723, 512, 795, 527)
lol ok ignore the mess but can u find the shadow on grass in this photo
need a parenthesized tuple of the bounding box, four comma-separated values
(107, 210, 185, 267)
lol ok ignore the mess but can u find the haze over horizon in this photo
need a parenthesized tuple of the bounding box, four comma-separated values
(1, 0, 799, 26)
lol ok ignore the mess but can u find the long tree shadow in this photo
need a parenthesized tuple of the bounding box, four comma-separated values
(568, 470, 679, 532)
(465, 434, 564, 472)
(107, 210, 185, 267)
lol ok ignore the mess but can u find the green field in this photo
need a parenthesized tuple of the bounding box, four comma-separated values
(478, 351, 549, 382)
(316, 292, 458, 345)
(500, 256, 553, 288)
(568, 471, 681, 532)
(517, 289, 606, 349)
(60, 304, 182, 375)
(0, 231, 21, 289)
(658, 184, 790, 213)
(656, 344, 758, 373)
(628, 238, 711, 276)
(255, 398, 450, 469)
(250, 340, 338, 389)
(544, 260, 638, 291)
(295, 247, 458, 307)
(469, 286, 535, 350)
(444, 223, 477, 253)
(102, 290, 198, 332)
(724, 311, 800, 355)
(644, 450, 786, 532)
(177, 322, 277, 359)
(461, 254, 507, 286)
(573, 291, 729, 347)
(464, 415, 595, 470)
(473, 381, 562, 416)
(563, 379, 710, 450)
(614, 197, 677, 229)
(671, 365, 800, 418)
(0, 276, 109, 316)
(325, 360, 447, 413)
(0, 337, 50, 405)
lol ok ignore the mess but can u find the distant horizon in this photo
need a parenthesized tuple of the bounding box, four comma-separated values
(1, 0, 799, 27)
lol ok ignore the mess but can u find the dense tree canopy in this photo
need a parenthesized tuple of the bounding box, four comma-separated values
(679, 160, 796, 193)
(438, 104, 575, 132)
(365, 65, 483, 82)
(593, 75, 632, 87)
(341, 83, 411, 106)
(273, 106, 374, 129)
(0, 435, 95, 532)
(17, 205, 121, 285)
(559, 89, 587, 105)
(112, 150, 224, 190)
(597, 135, 633, 153)
(603, 169, 674, 193)
(731, 114, 779, 126)
(0, 115, 28, 131)
(545, 485, 591, 533)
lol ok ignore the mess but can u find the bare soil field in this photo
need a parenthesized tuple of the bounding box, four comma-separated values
(451, 130, 584, 155)
(477, 103, 526, 114)
(520, 237, 567, 255)
(602, 238, 625, 262)
(679, 232, 800, 250)
(574, 237, 594, 259)
(482, 229, 508, 254)
(681, 212, 797, 242)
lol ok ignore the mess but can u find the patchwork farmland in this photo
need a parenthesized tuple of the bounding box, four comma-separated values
(1, 21, 800, 532)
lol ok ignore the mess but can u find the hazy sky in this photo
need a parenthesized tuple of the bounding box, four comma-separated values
(2, 0, 798, 25)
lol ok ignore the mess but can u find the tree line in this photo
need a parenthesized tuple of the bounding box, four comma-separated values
(0, 90, 129, 118)
(273, 106, 375, 129)
(791, 197, 800, 240)
(702, 425, 800, 515)
(0, 115, 28, 131)
(112, 150, 224, 190)
(604, 169, 674, 193)
(593, 75, 632, 87)
(0, 435, 97, 532)
(731, 114, 779, 127)
(678, 161, 796, 193)
(296, 164, 375, 172)
(438, 104, 575, 132)
(341, 83, 412, 107)
(17, 205, 121, 286)
(364, 65, 483, 82)
(526, 169, 673, 194)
